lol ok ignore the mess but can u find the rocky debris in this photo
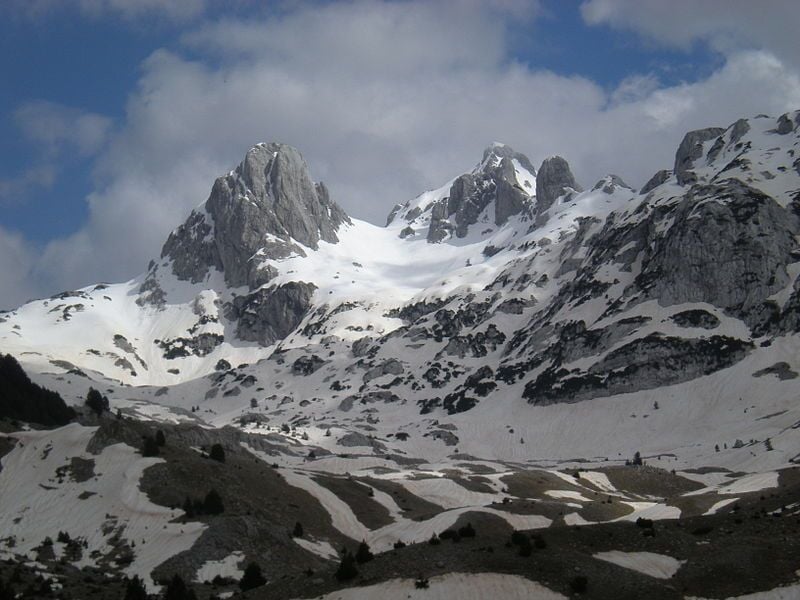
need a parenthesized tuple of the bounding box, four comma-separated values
(113, 356, 136, 375)
(729, 118, 751, 144)
(425, 429, 459, 446)
(495, 297, 535, 314)
(670, 309, 720, 330)
(753, 362, 798, 380)
(363, 359, 404, 383)
(535, 156, 582, 220)
(162, 143, 350, 289)
(337, 432, 386, 451)
(351, 337, 373, 357)
(159, 211, 221, 285)
(442, 324, 506, 358)
(113, 334, 148, 370)
(228, 281, 316, 345)
(136, 266, 167, 308)
(385, 203, 403, 226)
(156, 333, 224, 360)
(292, 355, 325, 376)
(592, 174, 633, 194)
(674, 127, 726, 185)
(640, 169, 671, 195)
(426, 144, 535, 242)
(524, 334, 754, 405)
(776, 113, 796, 135)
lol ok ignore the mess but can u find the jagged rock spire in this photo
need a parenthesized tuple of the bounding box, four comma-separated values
(535, 156, 582, 220)
(161, 142, 350, 289)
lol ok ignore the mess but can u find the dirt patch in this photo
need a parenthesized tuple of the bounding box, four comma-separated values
(502, 470, 585, 499)
(602, 465, 704, 499)
(362, 477, 443, 520)
(313, 474, 394, 529)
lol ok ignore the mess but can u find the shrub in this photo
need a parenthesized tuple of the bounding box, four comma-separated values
(510, 531, 527, 546)
(123, 575, 148, 600)
(141, 436, 160, 457)
(239, 563, 266, 591)
(393, 540, 406, 549)
(517, 538, 532, 557)
(458, 522, 476, 538)
(156, 430, 166, 447)
(428, 533, 440, 546)
(203, 490, 224, 515)
(182, 496, 195, 518)
(570, 575, 588, 594)
(209, 443, 225, 463)
(292, 521, 304, 538)
(163, 574, 197, 600)
(414, 577, 429, 589)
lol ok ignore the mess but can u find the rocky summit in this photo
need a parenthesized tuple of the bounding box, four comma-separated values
(2, 111, 800, 599)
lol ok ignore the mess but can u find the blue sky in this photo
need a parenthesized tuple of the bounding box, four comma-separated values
(1, 0, 799, 308)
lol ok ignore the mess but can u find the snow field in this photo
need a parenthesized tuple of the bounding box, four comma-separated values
(593, 551, 685, 579)
(291, 572, 566, 600)
(0, 424, 204, 591)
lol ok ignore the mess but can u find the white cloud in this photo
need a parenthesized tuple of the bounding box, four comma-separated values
(0, 227, 43, 310)
(5, 0, 800, 303)
(0, 165, 57, 203)
(14, 101, 113, 157)
(3, 0, 208, 21)
(580, 0, 800, 69)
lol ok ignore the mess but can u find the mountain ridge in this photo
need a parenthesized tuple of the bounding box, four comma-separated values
(1, 110, 799, 473)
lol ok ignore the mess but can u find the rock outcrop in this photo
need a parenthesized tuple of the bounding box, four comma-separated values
(535, 156, 582, 220)
(228, 281, 317, 346)
(427, 144, 536, 242)
(639, 169, 671, 195)
(162, 143, 350, 289)
(674, 127, 725, 185)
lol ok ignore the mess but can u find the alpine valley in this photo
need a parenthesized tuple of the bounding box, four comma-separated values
(2, 111, 800, 600)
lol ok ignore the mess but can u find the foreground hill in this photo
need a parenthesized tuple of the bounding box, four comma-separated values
(1, 110, 800, 598)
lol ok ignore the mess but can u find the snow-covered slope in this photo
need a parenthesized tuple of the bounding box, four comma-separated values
(2, 111, 800, 473)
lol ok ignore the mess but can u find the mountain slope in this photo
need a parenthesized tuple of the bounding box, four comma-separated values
(0, 111, 799, 474)
(3, 110, 800, 599)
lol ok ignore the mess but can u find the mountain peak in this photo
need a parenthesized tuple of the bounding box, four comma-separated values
(534, 155, 582, 221)
(160, 141, 350, 290)
(387, 144, 538, 242)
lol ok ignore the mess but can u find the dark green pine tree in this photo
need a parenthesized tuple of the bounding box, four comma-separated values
(335, 551, 358, 582)
(209, 443, 226, 463)
(123, 575, 148, 600)
(141, 435, 160, 457)
(355, 540, 373, 563)
(203, 489, 224, 515)
(163, 574, 197, 600)
(85, 387, 107, 416)
(292, 521, 304, 537)
(239, 562, 267, 591)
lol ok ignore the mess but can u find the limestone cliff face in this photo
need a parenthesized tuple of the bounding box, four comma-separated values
(161, 143, 349, 289)
(534, 155, 582, 220)
(427, 144, 537, 243)
(151, 142, 349, 345)
(136, 111, 800, 408)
